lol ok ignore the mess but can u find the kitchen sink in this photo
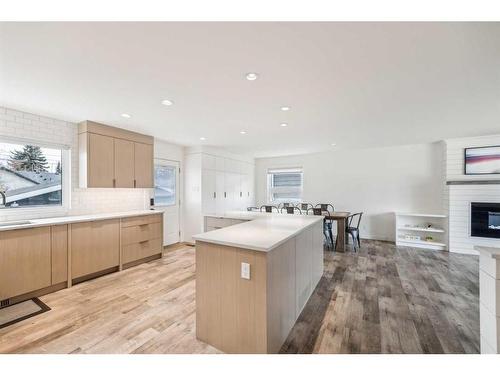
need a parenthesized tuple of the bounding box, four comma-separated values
(0, 220, 33, 227)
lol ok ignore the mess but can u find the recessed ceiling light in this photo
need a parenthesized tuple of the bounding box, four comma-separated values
(161, 99, 173, 106)
(245, 72, 258, 81)
(240, 131, 247, 135)
(280, 123, 288, 127)
(281, 106, 290, 111)
(331, 143, 337, 146)
(121, 113, 131, 118)
(200, 137, 206, 141)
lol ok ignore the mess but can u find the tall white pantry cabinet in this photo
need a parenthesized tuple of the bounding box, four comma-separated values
(184, 151, 255, 243)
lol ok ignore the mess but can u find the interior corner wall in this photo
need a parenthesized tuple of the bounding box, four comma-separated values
(255, 142, 445, 242)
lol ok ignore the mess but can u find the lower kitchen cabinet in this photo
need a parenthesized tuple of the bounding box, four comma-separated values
(122, 238, 162, 264)
(0, 227, 52, 300)
(0, 213, 162, 306)
(121, 214, 163, 266)
(71, 219, 120, 279)
(51, 225, 68, 285)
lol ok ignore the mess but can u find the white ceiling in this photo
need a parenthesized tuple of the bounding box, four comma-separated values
(1, 22, 500, 158)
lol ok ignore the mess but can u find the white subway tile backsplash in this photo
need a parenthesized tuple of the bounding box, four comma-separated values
(0, 106, 149, 221)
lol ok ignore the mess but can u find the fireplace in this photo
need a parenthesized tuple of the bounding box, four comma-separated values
(471, 202, 500, 239)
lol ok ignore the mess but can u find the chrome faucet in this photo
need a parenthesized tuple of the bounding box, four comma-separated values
(0, 191, 6, 207)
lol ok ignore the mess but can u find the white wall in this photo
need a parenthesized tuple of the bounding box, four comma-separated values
(445, 134, 500, 255)
(255, 142, 445, 241)
(0, 107, 184, 238)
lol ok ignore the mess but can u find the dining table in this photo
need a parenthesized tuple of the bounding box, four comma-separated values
(323, 211, 351, 252)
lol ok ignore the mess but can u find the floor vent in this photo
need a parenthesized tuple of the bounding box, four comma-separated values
(0, 299, 10, 308)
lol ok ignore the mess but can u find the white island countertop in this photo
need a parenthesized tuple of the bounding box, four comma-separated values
(0, 209, 162, 232)
(475, 245, 500, 259)
(193, 212, 323, 252)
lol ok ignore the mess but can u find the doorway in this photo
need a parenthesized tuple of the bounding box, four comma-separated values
(154, 158, 180, 246)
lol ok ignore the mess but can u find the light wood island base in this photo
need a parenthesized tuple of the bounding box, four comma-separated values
(195, 220, 323, 353)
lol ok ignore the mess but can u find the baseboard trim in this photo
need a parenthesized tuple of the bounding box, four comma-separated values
(72, 266, 119, 285)
(123, 253, 162, 269)
(6, 282, 67, 306)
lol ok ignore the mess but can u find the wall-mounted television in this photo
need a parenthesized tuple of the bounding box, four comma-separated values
(465, 145, 500, 175)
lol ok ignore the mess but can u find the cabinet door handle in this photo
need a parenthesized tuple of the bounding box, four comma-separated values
(240, 191, 242, 197)
(214, 192, 216, 199)
(113, 178, 116, 188)
(248, 192, 250, 197)
(134, 179, 137, 188)
(224, 192, 227, 198)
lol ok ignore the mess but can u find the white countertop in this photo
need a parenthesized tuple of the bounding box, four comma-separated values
(475, 245, 500, 259)
(204, 210, 283, 221)
(0, 209, 162, 232)
(193, 212, 323, 252)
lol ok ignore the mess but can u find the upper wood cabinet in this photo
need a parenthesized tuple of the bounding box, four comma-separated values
(0, 227, 52, 300)
(79, 121, 154, 188)
(114, 138, 135, 188)
(88, 133, 115, 188)
(134, 142, 153, 188)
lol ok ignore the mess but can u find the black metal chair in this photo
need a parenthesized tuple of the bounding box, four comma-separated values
(281, 206, 302, 215)
(307, 208, 333, 249)
(247, 206, 259, 212)
(307, 207, 323, 216)
(260, 205, 279, 213)
(316, 204, 335, 250)
(315, 203, 335, 215)
(278, 202, 291, 209)
(298, 203, 314, 212)
(346, 212, 363, 251)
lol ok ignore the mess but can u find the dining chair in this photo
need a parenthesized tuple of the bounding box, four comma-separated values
(247, 206, 259, 212)
(315, 203, 335, 214)
(316, 204, 335, 249)
(307, 207, 323, 216)
(281, 206, 302, 215)
(346, 212, 363, 251)
(298, 203, 314, 212)
(278, 202, 291, 209)
(260, 205, 279, 213)
(307, 208, 333, 249)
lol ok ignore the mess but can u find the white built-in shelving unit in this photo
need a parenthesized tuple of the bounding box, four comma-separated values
(394, 212, 448, 251)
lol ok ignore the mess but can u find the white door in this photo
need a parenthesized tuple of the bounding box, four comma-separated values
(154, 159, 180, 246)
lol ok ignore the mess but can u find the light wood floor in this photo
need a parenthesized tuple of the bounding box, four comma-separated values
(0, 240, 479, 354)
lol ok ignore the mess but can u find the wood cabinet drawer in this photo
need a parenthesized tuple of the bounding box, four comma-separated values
(121, 214, 162, 228)
(121, 222, 161, 245)
(122, 238, 162, 264)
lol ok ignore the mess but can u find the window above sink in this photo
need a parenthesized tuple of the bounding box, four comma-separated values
(0, 138, 70, 210)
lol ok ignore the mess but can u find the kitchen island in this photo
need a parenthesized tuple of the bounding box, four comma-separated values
(193, 213, 324, 353)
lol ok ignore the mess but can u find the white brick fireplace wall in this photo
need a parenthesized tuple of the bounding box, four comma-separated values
(446, 135, 500, 255)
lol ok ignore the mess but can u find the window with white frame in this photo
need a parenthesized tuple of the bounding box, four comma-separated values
(0, 139, 69, 209)
(267, 167, 303, 204)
